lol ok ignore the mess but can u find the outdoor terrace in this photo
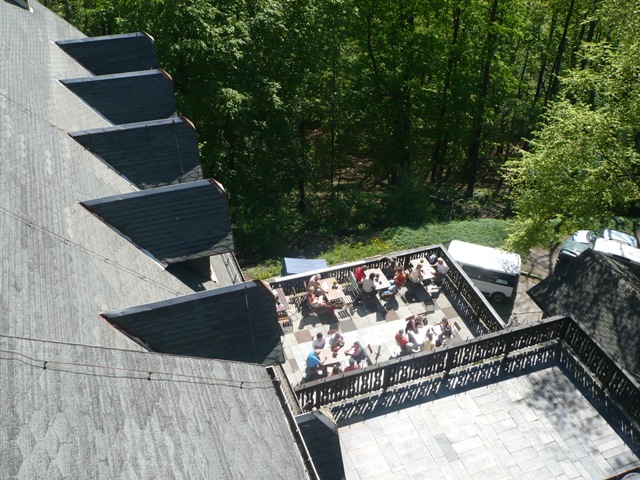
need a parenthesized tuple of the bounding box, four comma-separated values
(268, 246, 640, 479)
(270, 244, 504, 387)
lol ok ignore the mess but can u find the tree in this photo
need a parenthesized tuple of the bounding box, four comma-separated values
(504, 1, 640, 254)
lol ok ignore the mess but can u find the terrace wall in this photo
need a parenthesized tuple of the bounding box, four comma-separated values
(295, 315, 640, 444)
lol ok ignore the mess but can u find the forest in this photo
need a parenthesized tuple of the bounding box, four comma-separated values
(43, 0, 640, 263)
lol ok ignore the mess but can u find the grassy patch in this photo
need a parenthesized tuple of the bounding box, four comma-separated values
(243, 219, 513, 280)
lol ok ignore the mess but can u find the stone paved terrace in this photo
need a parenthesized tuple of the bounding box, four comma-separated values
(333, 364, 640, 480)
(280, 281, 476, 386)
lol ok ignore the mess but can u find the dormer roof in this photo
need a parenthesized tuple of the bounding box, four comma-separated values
(56, 32, 158, 75)
(61, 70, 176, 125)
(70, 117, 202, 189)
(81, 179, 235, 266)
(102, 280, 283, 366)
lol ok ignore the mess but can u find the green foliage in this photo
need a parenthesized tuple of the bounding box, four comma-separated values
(505, 0, 640, 254)
(244, 219, 512, 279)
(42, 0, 636, 261)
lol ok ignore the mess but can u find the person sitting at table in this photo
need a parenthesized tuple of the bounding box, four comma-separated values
(422, 330, 437, 352)
(405, 316, 421, 334)
(409, 263, 426, 284)
(345, 340, 366, 363)
(381, 256, 397, 280)
(312, 332, 326, 349)
(307, 287, 334, 314)
(361, 273, 377, 299)
(344, 357, 360, 373)
(438, 317, 453, 338)
(329, 331, 345, 350)
(354, 266, 366, 285)
(428, 253, 438, 266)
(381, 267, 406, 299)
(395, 329, 414, 353)
(329, 365, 342, 376)
(304, 349, 324, 381)
(307, 273, 327, 295)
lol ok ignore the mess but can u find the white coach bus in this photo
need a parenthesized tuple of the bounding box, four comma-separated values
(447, 240, 521, 303)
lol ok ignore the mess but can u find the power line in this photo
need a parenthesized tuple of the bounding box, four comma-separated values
(0, 343, 275, 389)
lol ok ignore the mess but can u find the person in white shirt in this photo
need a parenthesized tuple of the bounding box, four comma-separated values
(409, 263, 425, 284)
(436, 258, 449, 275)
(362, 273, 376, 295)
(329, 331, 345, 350)
(312, 332, 326, 350)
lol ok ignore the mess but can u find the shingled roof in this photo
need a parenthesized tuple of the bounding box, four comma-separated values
(61, 70, 177, 125)
(528, 249, 640, 377)
(56, 32, 158, 75)
(70, 117, 203, 189)
(102, 280, 284, 366)
(1, 335, 309, 478)
(81, 179, 235, 265)
(0, 2, 309, 477)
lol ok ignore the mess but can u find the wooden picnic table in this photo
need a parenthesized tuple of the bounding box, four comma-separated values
(409, 258, 436, 279)
(318, 277, 347, 304)
(364, 268, 391, 291)
(318, 345, 351, 370)
(272, 288, 289, 316)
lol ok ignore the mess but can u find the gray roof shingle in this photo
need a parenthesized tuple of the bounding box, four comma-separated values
(81, 179, 235, 265)
(70, 117, 203, 189)
(1, 335, 309, 479)
(0, 2, 309, 476)
(56, 32, 158, 75)
(528, 249, 640, 376)
(61, 70, 177, 125)
(102, 280, 283, 366)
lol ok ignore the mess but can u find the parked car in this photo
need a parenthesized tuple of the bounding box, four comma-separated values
(557, 228, 639, 270)
(569, 229, 638, 248)
(557, 239, 590, 264)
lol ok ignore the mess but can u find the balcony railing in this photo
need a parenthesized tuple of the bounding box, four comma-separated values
(269, 244, 505, 333)
(295, 315, 640, 444)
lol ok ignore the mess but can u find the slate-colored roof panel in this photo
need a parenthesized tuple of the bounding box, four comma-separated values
(81, 179, 235, 264)
(297, 412, 345, 480)
(61, 70, 177, 125)
(528, 249, 640, 376)
(102, 280, 284, 365)
(70, 117, 203, 189)
(56, 32, 158, 75)
(1, 335, 309, 479)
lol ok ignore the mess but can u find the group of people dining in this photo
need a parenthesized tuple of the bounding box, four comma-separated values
(304, 331, 366, 381)
(395, 316, 453, 354)
(304, 252, 450, 313)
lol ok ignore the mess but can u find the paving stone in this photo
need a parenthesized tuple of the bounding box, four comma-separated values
(451, 435, 483, 454)
(458, 445, 496, 474)
(449, 459, 472, 480)
(379, 442, 404, 472)
(433, 434, 459, 463)
(518, 454, 546, 473)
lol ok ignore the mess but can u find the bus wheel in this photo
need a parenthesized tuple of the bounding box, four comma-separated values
(491, 292, 507, 304)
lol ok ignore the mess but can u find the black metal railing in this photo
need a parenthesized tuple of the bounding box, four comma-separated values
(294, 315, 640, 442)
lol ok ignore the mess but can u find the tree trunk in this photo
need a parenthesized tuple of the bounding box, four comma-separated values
(466, 0, 499, 197)
(545, 0, 576, 105)
(430, 6, 461, 183)
(534, 9, 557, 105)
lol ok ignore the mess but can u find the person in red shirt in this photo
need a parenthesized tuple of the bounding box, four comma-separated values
(343, 357, 360, 372)
(306, 287, 334, 314)
(381, 267, 406, 299)
(395, 329, 413, 353)
(354, 266, 366, 285)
